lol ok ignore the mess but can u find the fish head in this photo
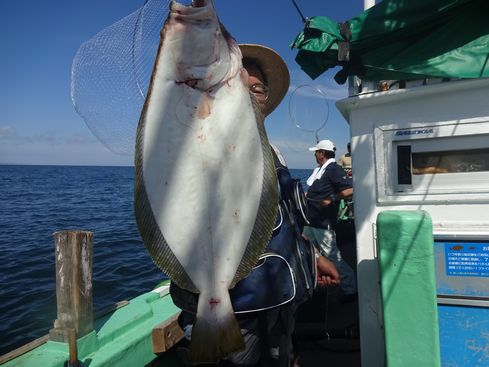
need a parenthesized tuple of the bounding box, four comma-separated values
(164, 0, 241, 91)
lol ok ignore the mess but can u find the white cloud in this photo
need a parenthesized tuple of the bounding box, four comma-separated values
(0, 126, 15, 138)
(0, 138, 132, 166)
(0, 127, 120, 165)
(0, 128, 98, 145)
(66, 132, 99, 145)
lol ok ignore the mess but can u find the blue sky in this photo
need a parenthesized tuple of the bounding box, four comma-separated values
(0, 0, 366, 169)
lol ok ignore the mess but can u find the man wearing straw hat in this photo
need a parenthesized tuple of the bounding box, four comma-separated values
(171, 44, 340, 366)
(239, 43, 339, 287)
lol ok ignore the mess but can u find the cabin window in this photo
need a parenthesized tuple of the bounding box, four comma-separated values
(412, 148, 489, 175)
(375, 121, 489, 202)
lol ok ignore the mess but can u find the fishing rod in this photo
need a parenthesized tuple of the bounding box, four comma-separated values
(291, 0, 309, 24)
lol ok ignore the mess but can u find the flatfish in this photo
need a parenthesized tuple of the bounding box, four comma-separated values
(134, 0, 278, 363)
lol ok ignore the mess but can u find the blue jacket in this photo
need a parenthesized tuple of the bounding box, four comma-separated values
(307, 162, 352, 229)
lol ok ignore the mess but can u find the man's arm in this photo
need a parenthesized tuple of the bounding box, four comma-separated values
(338, 187, 353, 200)
(316, 253, 340, 287)
(321, 187, 353, 207)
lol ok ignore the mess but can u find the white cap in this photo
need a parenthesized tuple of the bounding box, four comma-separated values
(308, 139, 336, 152)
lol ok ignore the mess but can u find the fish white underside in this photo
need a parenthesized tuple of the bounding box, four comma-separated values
(141, 67, 264, 291)
(135, 2, 278, 361)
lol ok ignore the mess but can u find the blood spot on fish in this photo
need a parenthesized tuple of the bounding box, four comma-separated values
(209, 298, 221, 309)
(176, 79, 201, 89)
(197, 93, 212, 119)
(451, 245, 464, 251)
(186, 79, 200, 88)
(226, 144, 237, 153)
(233, 209, 240, 223)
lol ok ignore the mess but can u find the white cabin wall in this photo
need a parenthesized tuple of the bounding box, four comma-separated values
(338, 78, 489, 367)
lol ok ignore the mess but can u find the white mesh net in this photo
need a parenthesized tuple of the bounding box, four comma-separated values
(71, 0, 169, 155)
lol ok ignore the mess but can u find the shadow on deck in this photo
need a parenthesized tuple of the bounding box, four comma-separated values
(294, 218, 360, 367)
(293, 288, 360, 367)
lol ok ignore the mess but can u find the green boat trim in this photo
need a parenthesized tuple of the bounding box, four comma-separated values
(1, 283, 183, 367)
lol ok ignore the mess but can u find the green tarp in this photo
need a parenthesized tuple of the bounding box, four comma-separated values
(291, 0, 489, 83)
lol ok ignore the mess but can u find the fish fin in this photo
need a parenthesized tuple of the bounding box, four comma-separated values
(232, 111, 279, 286)
(189, 293, 245, 364)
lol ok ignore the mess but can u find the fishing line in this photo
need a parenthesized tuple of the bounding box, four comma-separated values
(285, 84, 330, 152)
(290, 0, 309, 25)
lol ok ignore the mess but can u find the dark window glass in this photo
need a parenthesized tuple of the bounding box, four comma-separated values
(397, 145, 412, 184)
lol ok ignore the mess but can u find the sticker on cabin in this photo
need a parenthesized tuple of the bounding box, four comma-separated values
(394, 128, 434, 137)
(444, 242, 489, 277)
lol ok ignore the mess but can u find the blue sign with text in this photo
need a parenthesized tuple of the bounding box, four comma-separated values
(444, 242, 489, 277)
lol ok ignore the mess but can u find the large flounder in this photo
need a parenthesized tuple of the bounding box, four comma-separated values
(134, 0, 278, 363)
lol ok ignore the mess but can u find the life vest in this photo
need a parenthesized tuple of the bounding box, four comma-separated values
(170, 148, 316, 314)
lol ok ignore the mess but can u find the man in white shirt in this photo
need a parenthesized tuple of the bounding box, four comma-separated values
(304, 139, 357, 299)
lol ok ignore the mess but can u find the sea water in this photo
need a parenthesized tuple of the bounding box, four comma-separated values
(0, 165, 310, 355)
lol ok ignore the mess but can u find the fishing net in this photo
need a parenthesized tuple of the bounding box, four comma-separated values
(288, 84, 329, 144)
(280, 83, 331, 153)
(71, 0, 169, 155)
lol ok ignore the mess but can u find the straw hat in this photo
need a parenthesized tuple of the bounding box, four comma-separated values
(239, 44, 290, 116)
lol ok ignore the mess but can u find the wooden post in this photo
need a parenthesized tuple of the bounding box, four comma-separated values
(67, 328, 78, 363)
(152, 313, 184, 354)
(49, 230, 93, 342)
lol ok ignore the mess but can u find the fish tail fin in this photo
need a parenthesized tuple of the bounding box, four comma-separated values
(189, 292, 245, 364)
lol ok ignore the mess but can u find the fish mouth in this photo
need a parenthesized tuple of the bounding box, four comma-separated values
(170, 0, 212, 16)
(192, 0, 208, 7)
(171, 0, 209, 9)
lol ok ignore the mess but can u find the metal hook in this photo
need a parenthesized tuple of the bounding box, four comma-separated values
(291, 0, 309, 24)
